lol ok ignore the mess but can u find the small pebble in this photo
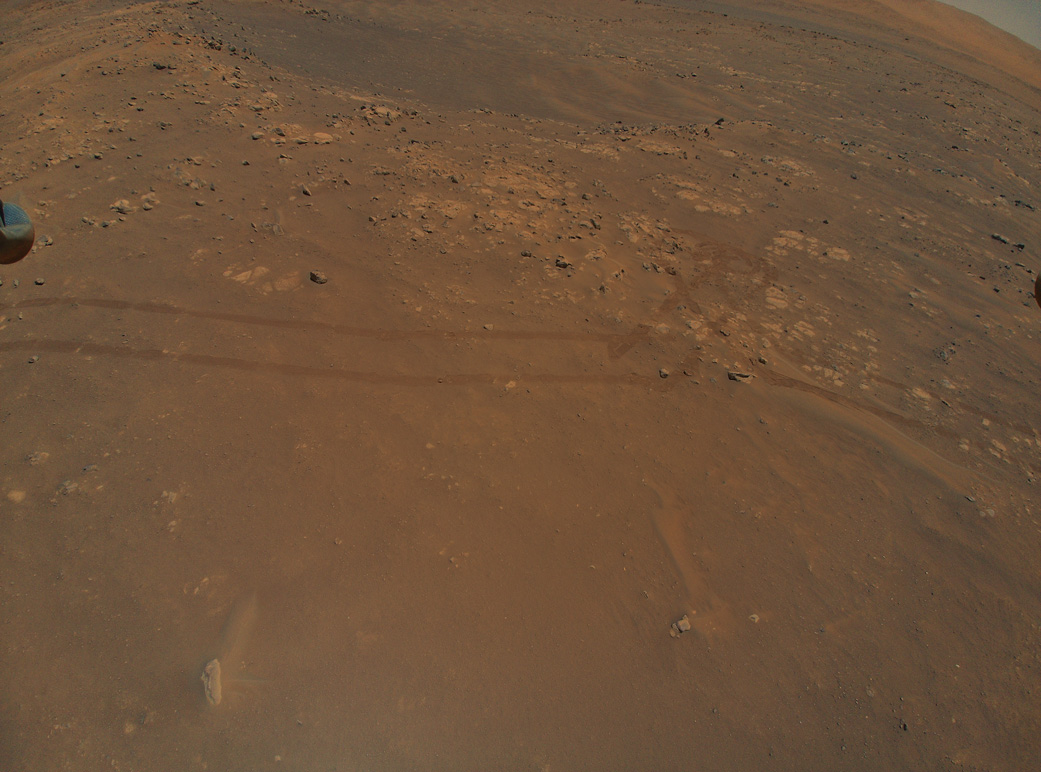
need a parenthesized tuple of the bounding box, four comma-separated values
(28, 355, 39, 364)
(34, 278, 45, 286)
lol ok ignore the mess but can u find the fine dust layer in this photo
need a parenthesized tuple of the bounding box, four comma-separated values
(1, 1, 1040, 771)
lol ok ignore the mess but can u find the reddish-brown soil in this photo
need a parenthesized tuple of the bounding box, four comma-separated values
(2, 1, 1040, 770)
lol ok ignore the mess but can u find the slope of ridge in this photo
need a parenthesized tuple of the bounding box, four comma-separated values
(846, 0, 1041, 93)
(694, 0, 1041, 99)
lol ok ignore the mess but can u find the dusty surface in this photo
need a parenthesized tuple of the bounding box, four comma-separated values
(2, 0, 1040, 769)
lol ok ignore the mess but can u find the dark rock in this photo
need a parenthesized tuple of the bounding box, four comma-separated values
(671, 615, 692, 637)
(309, 270, 328, 284)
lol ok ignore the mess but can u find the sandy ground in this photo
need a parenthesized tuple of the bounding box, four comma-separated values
(2, 0, 1040, 769)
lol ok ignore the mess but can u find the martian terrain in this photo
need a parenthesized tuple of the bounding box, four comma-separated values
(2, 0, 1041, 769)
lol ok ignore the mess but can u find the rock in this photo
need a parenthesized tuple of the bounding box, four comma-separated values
(555, 258, 572, 269)
(313, 132, 333, 144)
(195, 200, 205, 207)
(201, 659, 222, 706)
(301, 185, 312, 196)
(727, 371, 752, 382)
(671, 615, 692, 636)
(27, 355, 38, 364)
(659, 368, 670, 379)
(34, 278, 45, 286)
(309, 270, 328, 284)
(251, 131, 263, 140)
(991, 233, 1009, 244)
